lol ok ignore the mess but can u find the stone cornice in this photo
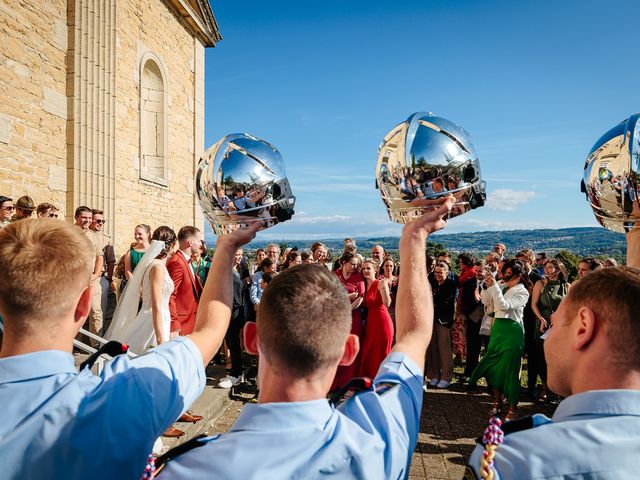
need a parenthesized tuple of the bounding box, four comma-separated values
(164, 0, 222, 46)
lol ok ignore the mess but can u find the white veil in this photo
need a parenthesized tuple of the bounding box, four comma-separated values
(105, 240, 165, 349)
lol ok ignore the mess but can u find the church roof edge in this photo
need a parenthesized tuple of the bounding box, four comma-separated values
(165, 0, 223, 47)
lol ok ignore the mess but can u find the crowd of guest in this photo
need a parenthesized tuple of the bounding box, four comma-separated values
(423, 242, 613, 420)
(0, 195, 621, 427)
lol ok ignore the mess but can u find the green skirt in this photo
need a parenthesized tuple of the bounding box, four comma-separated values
(469, 317, 524, 404)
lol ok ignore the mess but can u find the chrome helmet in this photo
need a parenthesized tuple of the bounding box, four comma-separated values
(375, 112, 486, 223)
(195, 133, 296, 235)
(581, 113, 640, 233)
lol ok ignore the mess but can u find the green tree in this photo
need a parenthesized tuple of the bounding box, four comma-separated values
(426, 241, 446, 258)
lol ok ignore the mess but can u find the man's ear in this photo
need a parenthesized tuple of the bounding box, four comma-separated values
(74, 285, 93, 328)
(243, 321, 259, 355)
(338, 334, 360, 366)
(574, 306, 597, 350)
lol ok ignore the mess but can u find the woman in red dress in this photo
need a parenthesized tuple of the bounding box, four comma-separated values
(452, 252, 475, 362)
(359, 259, 394, 379)
(331, 251, 365, 391)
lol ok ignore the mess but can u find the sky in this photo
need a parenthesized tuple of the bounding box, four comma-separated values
(202, 0, 640, 241)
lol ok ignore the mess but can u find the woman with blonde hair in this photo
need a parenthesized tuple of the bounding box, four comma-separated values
(359, 258, 394, 379)
(310, 242, 328, 265)
(381, 257, 398, 325)
(331, 251, 365, 390)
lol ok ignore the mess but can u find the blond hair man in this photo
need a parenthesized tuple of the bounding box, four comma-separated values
(0, 219, 259, 478)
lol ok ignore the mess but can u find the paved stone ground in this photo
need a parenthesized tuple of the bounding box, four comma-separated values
(204, 380, 557, 479)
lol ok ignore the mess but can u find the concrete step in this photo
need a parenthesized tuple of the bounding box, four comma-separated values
(160, 363, 234, 451)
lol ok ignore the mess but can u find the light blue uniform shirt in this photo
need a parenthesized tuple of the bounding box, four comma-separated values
(162, 352, 423, 479)
(467, 390, 640, 479)
(0, 338, 205, 480)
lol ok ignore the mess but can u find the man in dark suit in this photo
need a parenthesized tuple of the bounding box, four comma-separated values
(167, 226, 204, 337)
(516, 249, 542, 397)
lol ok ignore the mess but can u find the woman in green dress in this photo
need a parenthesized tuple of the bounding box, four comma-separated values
(531, 259, 570, 402)
(470, 259, 532, 421)
(191, 243, 211, 286)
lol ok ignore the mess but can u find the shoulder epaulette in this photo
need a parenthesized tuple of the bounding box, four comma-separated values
(475, 415, 534, 444)
(374, 381, 398, 395)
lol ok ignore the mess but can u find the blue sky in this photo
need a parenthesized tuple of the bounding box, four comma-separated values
(203, 0, 640, 241)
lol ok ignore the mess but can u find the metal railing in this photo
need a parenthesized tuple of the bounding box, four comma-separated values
(74, 328, 137, 374)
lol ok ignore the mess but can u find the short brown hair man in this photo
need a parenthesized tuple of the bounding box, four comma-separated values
(161, 196, 456, 477)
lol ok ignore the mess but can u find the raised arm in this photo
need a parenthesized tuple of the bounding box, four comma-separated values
(393, 196, 454, 367)
(188, 223, 261, 366)
(627, 229, 640, 268)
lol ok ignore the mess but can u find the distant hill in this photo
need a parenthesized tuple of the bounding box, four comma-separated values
(208, 227, 626, 257)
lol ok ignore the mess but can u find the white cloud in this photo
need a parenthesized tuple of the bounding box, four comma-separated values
(293, 214, 352, 224)
(486, 189, 538, 211)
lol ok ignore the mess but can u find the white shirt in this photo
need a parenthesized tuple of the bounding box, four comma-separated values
(180, 250, 196, 281)
(485, 283, 529, 329)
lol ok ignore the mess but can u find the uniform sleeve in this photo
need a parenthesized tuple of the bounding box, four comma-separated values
(373, 352, 424, 444)
(338, 352, 423, 478)
(100, 337, 206, 437)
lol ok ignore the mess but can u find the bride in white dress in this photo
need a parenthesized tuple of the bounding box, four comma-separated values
(106, 227, 177, 355)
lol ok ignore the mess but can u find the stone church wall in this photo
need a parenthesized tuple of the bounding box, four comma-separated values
(0, 1, 69, 214)
(0, 0, 207, 256)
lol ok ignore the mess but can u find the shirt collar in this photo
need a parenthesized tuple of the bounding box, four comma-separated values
(553, 389, 640, 421)
(0, 350, 77, 383)
(229, 398, 334, 432)
(180, 250, 191, 263)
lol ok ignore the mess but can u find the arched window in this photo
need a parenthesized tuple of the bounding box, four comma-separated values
(139, 56, 168, 185)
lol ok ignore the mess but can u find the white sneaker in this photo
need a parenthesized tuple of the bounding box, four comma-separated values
(218, 375, 240, 389)
(436, 380, 451, 389)
(429, 378, 440, 387)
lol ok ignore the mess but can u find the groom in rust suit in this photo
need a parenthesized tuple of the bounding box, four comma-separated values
(166, 226, 205, 432)
(168, 226, 204, 337)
